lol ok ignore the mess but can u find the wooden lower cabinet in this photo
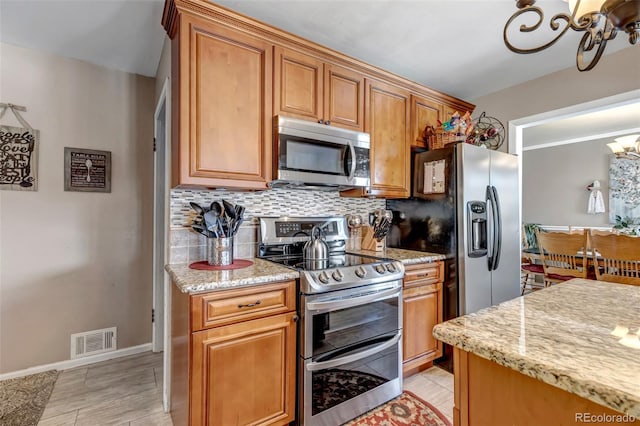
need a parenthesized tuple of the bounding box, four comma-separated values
(192, 312, 296, 426)
(402, 262, 444, 376)
(171, 281, 297, 426)
(453, 348, 637, 426)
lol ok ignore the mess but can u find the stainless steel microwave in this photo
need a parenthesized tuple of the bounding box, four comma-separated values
(270, 116, 370, 190)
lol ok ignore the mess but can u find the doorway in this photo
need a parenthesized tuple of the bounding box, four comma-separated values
(508, 89, 640, 229)
(153, 77, 171, 412)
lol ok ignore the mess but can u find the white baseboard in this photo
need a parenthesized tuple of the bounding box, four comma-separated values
(0, 343, 153, 381)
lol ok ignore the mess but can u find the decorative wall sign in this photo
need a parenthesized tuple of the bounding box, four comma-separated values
(0, 103, 39, 191)
(64, 147, 111, 193)
(609, 156, 640, 224)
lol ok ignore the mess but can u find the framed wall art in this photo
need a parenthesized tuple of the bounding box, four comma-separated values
(609, 156, 640, 224)
(64, 147, 111, 193)
(0, 104, 39, 191)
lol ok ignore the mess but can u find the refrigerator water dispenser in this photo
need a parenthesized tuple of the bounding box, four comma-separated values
(467, 201, 487, 257)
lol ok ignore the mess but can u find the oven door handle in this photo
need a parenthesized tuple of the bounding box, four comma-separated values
(305, 332, 401, 372)
(305, 287, 400, 312)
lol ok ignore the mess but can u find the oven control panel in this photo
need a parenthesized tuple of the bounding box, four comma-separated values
(275, 220, 338, 238)
(299, 260, 405, 294)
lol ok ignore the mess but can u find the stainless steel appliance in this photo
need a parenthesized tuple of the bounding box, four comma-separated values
(270, 116, 370, 190)
(258, 216, 404, 426)
(387, 144, 520, 369)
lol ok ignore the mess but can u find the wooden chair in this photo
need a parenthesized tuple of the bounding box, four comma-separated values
(588, 232, 640, 286)
(535, 229, 594, 286)
(520, 226, 545, 294)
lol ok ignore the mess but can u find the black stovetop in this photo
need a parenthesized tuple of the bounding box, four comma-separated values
(262, 252, 393, 271)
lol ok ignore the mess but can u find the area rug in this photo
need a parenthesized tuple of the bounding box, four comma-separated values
(344, 390, 452, 426)
(0, 370, 58, 426)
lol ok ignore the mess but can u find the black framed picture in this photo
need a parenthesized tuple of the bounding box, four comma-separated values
(64, 147, 111, 193)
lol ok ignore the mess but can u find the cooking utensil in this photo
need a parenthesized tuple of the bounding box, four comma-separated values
(233, 205, 245, 235)
(222, 199, 236, 234)
(203, 210, 220, 237)
(190, 202, 205, 215)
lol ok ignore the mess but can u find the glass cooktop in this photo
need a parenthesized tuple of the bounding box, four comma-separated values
(264, 253, 392, 271)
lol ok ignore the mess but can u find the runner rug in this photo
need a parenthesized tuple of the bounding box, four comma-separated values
(0, 370, 58, 426)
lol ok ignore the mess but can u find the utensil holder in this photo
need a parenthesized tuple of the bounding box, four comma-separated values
(206, 236, 234, 266)
(361, 226, 384, 252)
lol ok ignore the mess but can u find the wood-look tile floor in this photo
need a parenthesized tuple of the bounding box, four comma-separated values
(404, 366, 455, 424)
(38, 351, 172, 425)
(38, 351, 453, 425)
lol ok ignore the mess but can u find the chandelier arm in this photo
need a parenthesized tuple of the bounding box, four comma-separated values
(504, 6, 576, 54)
(576, 30, 609, 71)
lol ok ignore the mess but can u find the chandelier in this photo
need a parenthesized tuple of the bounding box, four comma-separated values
(504, 0, 640, 71)
(608, 134, 640, 159)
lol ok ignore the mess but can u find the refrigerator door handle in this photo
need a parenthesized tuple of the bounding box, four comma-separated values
(491, 185, 502, 270)
(485, 185, 495, 271)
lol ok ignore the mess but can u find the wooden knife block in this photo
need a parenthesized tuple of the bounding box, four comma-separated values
(361, 225, 384, 252)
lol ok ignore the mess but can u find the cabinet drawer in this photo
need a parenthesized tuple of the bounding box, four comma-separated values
(403, 262, 443, 288)
(191, 280, 296, 331)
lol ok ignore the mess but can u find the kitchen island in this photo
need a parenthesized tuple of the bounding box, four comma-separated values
(433, 278, 640, 425)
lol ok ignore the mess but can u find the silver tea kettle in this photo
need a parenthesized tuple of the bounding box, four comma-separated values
(303, 225, 328, 260)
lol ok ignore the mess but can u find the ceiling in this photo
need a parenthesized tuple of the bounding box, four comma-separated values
(0, 0, 635, 101)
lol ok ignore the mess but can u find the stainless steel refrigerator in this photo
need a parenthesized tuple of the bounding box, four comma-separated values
(387, 143, 520, 321)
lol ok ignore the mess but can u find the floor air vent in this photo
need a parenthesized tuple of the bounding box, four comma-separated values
(71, 327, 117, 359)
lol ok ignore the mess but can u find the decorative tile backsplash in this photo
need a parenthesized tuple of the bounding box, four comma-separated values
(169, 188, 385, 264)
(170, 188, 385, 227)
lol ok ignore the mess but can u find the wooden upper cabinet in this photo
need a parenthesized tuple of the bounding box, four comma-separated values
(173, 13, 273, 189)
(411, 94, 444, 149)
(274, 47, 364, 131)
(273, 47, 322, 122)
(365, 79, 411, 198)
(324, 64, 364, 131)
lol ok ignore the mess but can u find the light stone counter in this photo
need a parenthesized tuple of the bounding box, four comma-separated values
(166, 259, 299, 294)
(433, 279, 640, 417)
(349, 247, 446, 265)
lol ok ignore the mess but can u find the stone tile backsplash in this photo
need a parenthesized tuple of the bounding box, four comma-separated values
(169, 188, 385, 264)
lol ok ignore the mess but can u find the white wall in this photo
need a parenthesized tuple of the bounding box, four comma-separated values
(471, 47, 640, 153)
(0, 43, 155, 373)
(154, 36, 171, 104)
(522, 138, 612, 226)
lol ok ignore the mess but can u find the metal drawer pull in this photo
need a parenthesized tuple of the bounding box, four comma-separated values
(238, 300, 261, 308)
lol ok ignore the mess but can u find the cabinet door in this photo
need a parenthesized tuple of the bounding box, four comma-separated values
(274, 46, 323, 122)
(365, 79, 411, 198)
(411, 94, 444, 149)
(175, 14, 272, 189)
(324, 63, 364, 131)
(403, 282, 443, 373)
(191, 312, 297, 426)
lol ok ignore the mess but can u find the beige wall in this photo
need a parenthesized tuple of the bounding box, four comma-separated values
(471, 46, 640, 154)
(0, 43, 155, 373)
(522, 138, 612, 226)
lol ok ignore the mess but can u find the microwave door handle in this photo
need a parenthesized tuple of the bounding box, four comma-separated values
(348, 141, 356, 180)
(305, 332, 401, 371)
(306, 287, 400, 312)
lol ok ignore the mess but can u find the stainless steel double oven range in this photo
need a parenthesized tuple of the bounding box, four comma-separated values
(258, 216, 404, 426)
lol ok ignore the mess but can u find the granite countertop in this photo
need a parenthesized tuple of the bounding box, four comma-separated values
(167, 247, 443, 294)
(165, 258, 299, 294)
(433, 279, 640, 417)
(349, 247, 446, 265)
